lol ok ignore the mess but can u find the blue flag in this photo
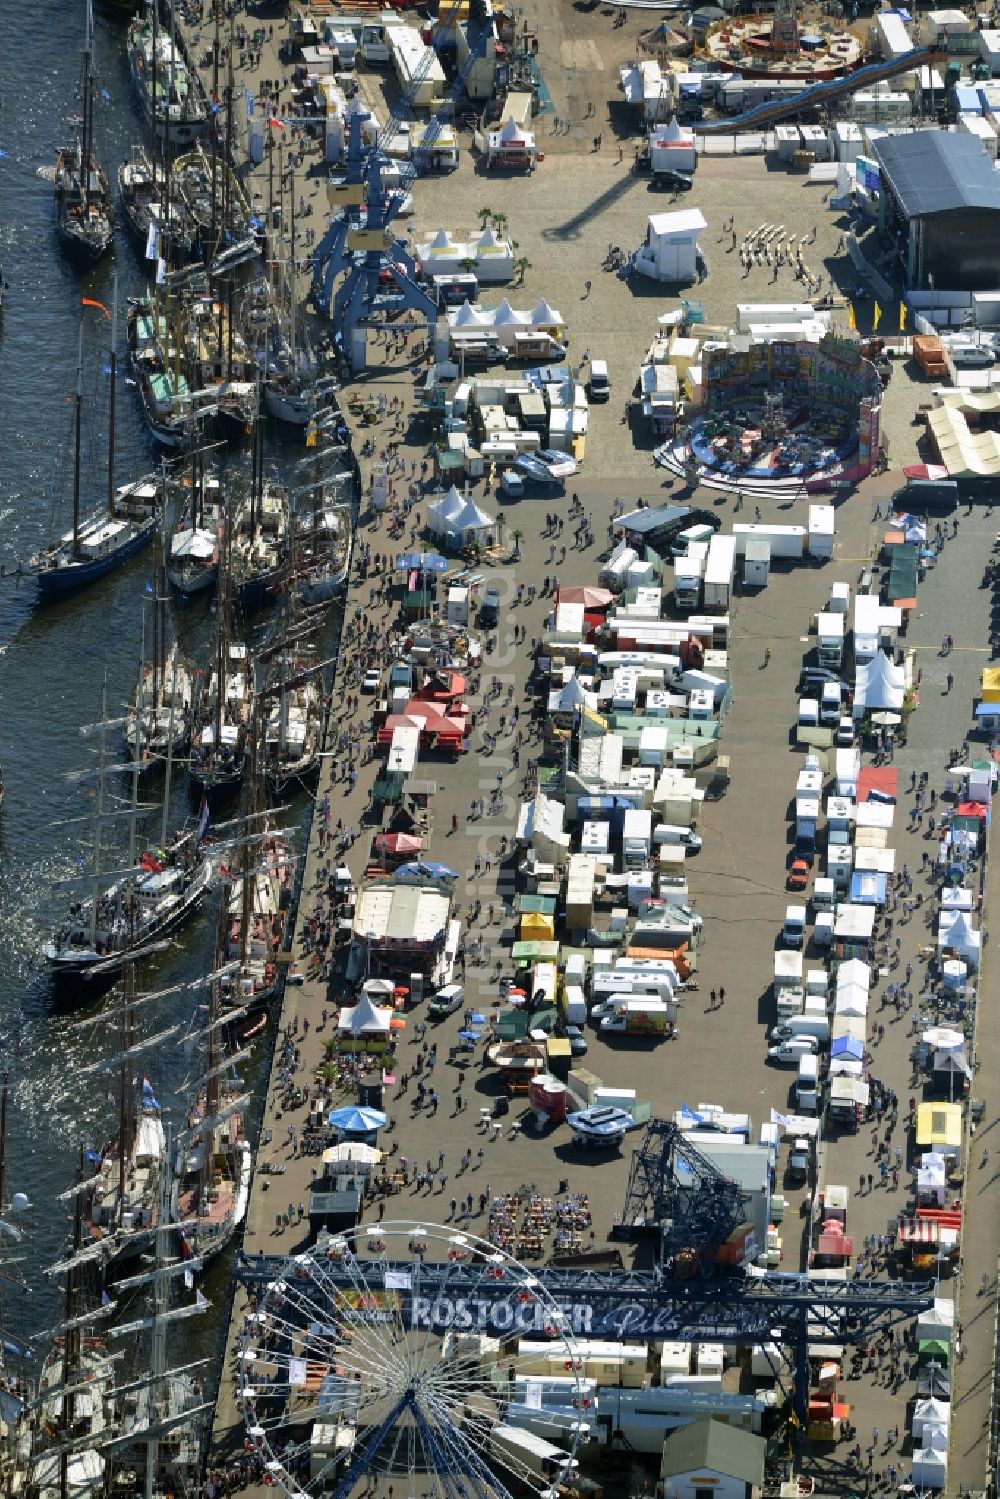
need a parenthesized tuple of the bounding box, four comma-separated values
(84, 1149, 102, 1164)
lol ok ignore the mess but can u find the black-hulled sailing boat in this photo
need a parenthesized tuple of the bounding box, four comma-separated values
(54, 0, 114, 265)
(29, 291, 164, 598)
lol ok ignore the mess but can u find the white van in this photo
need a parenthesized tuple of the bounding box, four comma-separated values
(653, 824, 703, 854)
(588, 358, 610, 402)
(782, 904, 807, 948)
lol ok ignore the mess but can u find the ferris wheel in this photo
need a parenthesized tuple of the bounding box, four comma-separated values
(237, 1220, 587, 1499)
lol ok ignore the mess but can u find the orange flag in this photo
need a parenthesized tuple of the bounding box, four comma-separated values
(81, 297, 111, 320)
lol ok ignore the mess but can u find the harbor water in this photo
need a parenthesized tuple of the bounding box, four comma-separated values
(0, 0, 316, 1365)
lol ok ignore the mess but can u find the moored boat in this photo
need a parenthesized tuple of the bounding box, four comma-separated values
(128, 4, 208, 146)
(119, 145, 197, 264)
(54, 1, 114, 265)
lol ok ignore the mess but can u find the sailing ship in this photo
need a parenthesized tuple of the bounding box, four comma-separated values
(128, 292, 208, 450)
(83, 968, 169, 1276)
(119, 145, 197, 265)
(0, 1078, 32, 1493)
(173, 903, 252, 1264)
(128, 3, 208, 145)
(172, 146, 254, 256)
(166, 454, 225, 595)
(43, 688, 214, 988)
(243, 273, 319, 428)
(54, 1, 114, 265)
(127, 641, 196, 769)
(230, 415, 290, 611)
(220, 829, 295, 1016)
(188, 533, 252, 797)
(289, 434, 354, 605)
(260, 636, 326, 792)
(30, 1172, 117, 1499)
(126, 542, 197, 770)
(30, 300, 163, 599)
(183, 290, 256, 440)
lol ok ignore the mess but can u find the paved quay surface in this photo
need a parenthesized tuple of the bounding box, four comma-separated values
(177, 9, 1000, 1497)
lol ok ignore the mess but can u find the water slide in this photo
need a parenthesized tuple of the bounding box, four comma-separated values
(697, 45, 938, 135)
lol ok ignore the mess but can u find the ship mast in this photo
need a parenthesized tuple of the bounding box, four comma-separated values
(107, 276, 118, 520)
(71, 326, 84, 560)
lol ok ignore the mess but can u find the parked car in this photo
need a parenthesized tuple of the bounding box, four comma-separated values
(362, 668, 381, 693)
(767, 1037, 819, 1065)
(798, 667, 848, 695)
(565, 1025, 588, 1057)
(787, 858, 811, 891)
(649, 170, 694, 193)
(835, 716, 855, 747)
(786, 1138, 811, 1186)
(950, 344, 995, 370)
(479, 585, 501, 627)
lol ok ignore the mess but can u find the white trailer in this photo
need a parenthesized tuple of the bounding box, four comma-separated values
(489, 1424, 579, 1482)
(732, 523, 806, 560)
(703, 533, 736, 611)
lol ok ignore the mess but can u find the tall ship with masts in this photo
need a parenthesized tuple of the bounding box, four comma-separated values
(188, 525, 253, 797)
(289, 430, 353, 606)
(29, 293, 164, 598)
(54, 0, 114, 264)
(81, 964, 172, 1277)
(28, 1169, 117, 1499)
(42, 685, 215, 989)
(230, 409, 291, 612)
(173, 901, 252, 1265)
(126, 539, 197, 770)
(128, 2, 208, 146)
(119, 145, 198, 267)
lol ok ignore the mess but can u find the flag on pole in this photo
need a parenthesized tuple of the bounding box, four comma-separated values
(847, 303, 856, 332)
(184, 1267, 195, 1290)
(268, 117, 286, 130)
(81, 297, 111, 320)
(873, 302, 882, 331)
(156, 257, 167, 286)
(142, 1076, 161, 1111)
(899, 301, 907, 332)
(145, 220, 160, 262)
(197, 796, 211, 841)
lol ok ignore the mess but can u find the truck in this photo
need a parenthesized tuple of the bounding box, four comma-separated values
(599, 997, 671, 1036)
(816, 612, 844, 669)
(673, 548, 707, 610)
(489, 1425, 580, 1482)
(795, 796, 820, 859)
(622, 808, 652, 870)
(703, 533, 736, 612)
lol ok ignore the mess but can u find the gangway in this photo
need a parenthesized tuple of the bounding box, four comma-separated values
(697, 46, 938, 135)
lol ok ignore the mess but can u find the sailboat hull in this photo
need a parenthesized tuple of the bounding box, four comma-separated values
(35, 518, 156, 599)
(43, 856, 213, 986)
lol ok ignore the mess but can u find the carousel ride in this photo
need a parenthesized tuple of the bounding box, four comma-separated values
(702, 0, 864, 80)
(687, 391, 855, 483)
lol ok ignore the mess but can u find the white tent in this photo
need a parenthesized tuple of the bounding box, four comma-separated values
(338, 992, 392, 1036)
(833, 980, 869, 1017)
(855, 650, 905, 712)
(937, 909, 980, 969)
(912, 1447, 947, 1490)
(493, 297, 525, 326)
(430, 226, 455, 250)
(531, 298, 561, 326)
(426, 490, 494, 546)
(916, 1153, 947, 1206)
(452, 300, 486, 328)
(912, 1398, 951, 1441)
(552, 676, 599, 713)
(917, 1299, 955, 1341)
(837, 958, 871, 990)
